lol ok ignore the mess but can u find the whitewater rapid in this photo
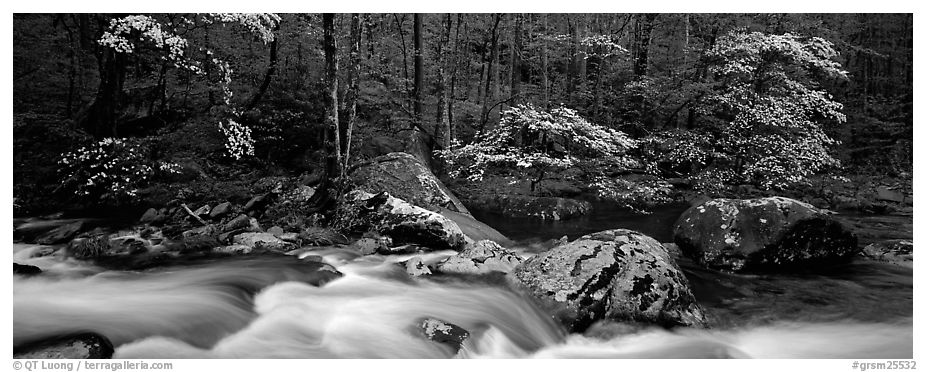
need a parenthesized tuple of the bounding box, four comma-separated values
(13, 244, 913, 359)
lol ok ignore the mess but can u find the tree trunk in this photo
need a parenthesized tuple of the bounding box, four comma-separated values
(448, 14, 464, 146)
(510, 13, 523, 107)
(245, 24, 280, 112)
(435, 14, 453, 150)
(566, 17, 576, 96)
(394, 14, 411, 110)
(479, 14, 502, 132)
(632, 13, 657, 77)
(322, 13, 341, 182)
(491, 21, 501, 114)
(406, 13, 432, 167)
(83, 47, 126, 138)
(541, 14, 550, 109)
(342, 13, 363, 172)
(574, 14, 587, 91)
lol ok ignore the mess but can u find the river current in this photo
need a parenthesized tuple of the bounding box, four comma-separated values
(12, 207, 914, 359)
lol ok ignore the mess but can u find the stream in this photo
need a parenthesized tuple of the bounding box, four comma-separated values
(12, 206, 914, 358)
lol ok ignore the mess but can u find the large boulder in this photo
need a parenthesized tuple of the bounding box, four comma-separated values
(437, 207, 511, 245)
(673, 197, 859, 272)
(335, 190, 467, 251)
(513, 229, 707, 332)
(463, 194, 591, 220)
(351, 152, 471, 215)
(14, 333, 114, 359)
(436, 240, 522, 275)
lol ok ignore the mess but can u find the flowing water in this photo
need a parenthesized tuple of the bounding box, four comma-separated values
(12, 207, 914, 359)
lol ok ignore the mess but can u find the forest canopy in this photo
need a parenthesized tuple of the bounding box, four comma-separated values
(12, 13, 913, 215)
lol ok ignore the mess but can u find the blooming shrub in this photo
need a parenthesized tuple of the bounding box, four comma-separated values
(58, 138, 180, 200)
(439, 104, 637, 192)
(590, 176, 673, 214)
(218, 119, 255, 160)
(640, 129, 713, 176)
(697, 31, 848, 190)
(98, 14, 280, 161)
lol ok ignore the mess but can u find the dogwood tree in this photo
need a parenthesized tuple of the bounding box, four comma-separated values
(98, 13, 279, 160)
(440, 104, 637, 193)
(704, 31, 849, 189)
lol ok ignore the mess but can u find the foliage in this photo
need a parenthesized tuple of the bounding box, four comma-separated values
(700, 31, 848, 190)
(640, 129, 713, 176)
(98, 13, 280, 160)
(439, 104, 637, 191)
(58, 138, 180, 201)
(217, 119, 255, 160)
(590, 176, 673, 214)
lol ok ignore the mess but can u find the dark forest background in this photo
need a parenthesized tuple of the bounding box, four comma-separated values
(12, 13, 913, 217)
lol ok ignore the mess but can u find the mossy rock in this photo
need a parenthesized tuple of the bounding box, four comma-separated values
(673, 196, 859, 272)
(513, 229, 707, 332)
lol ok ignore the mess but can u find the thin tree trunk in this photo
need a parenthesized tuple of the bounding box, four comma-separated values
(541, 14, 550, 109)
(245, 24, 280, 112)
(632, 13, 657, 77)
(448, 14, 464, 145)
(435, 14, 453, 149)
(322, 13, 341, 181)
(479, 14, 502, 132)
(394, 14, 411, 110)
(575, 14, 587, 91)
(342, 13, 363, 172)
(406, 13, 432, 167)
(510, 13, 523, 107)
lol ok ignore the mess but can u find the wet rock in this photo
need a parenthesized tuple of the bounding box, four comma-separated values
(244, 194, 271, 213)
(662, 243, 683, 258)
(36, 221, 84, 245)
(418, 318, 469, 354)
(405, 257, 432, 276)
(673, 196, 859, 272)
(181, 224, 219, 239)
(14, 333, 114, 359)
(223, 214, 251, 232)
(513, 229, 707, 332)
(209, 202, 233, 219)
(233, 232, 295, 252)
(436, 240, 522, 275)
(181, 235, 221, 253)
(67, 236, 109, 258)
(299, 227, 349, 246)
(138, 208, 163, 224)
(14, 263, 42, 276)
(353, 236, 392, 255)
(335, 190, 467, 251)
(15, 218, 95, 243)
(247, 218, 263, 232)
(351, 152, 471, 215)
(861, 240, 913, 268)
(191, 204, 211, 217)
(212, 244, 253, 255)
(300, 255, 323, 263)
(106, 235, 150, 255)
(278, 232, 300, 243)
(262, 185, 319, 228)
(875, 186, 905, 203)
(463, 194, 591, 220)
(438, 208, 511, 245)
(268, 226, 285, 237)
